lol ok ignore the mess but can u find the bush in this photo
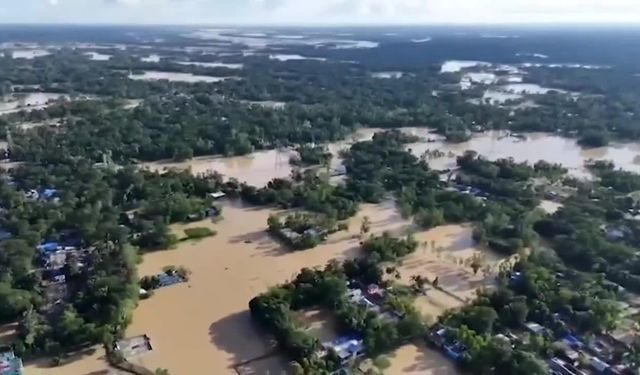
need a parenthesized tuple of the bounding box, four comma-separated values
(183, 227, 216, 240)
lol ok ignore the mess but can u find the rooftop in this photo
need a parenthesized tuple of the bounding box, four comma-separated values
(0, 351, 23, 375)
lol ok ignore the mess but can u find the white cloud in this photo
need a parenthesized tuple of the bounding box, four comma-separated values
(3, 0, 640, 24)
(243, 0, 640, 24)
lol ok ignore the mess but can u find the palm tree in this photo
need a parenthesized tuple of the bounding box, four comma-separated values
(360, 216, 371, 238)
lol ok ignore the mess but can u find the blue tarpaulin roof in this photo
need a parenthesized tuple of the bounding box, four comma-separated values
(42, 189, 58, 199)
(38, 242, 59, 253)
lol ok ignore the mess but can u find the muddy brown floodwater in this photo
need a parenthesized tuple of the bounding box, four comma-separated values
(123, 200, 413, 374)
(145, 127, 640, 187)
(143, 128, 385, 187)
(23, 201, 511, 375)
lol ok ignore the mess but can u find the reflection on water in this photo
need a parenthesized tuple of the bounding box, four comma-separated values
(176, 61, 243, 69)
(129, 71, 238, 83)
(269, 54, 327, 62)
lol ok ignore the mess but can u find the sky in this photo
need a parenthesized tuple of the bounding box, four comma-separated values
(1, 0, 639, 25)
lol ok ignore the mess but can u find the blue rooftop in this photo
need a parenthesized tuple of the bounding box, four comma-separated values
(41, 188, 58, 199)
(157, 274, 185, 288)
(38, 242, 59, 253)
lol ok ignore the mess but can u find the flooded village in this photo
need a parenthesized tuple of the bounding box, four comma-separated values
(16, 124, 640, 374)
(0, 21, 639, 375)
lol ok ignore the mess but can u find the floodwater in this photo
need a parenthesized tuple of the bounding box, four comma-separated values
(84, 51, 111, 61)
(371, 71, 405, 79)
(140, 54, 161, 63)
(401, 128, 640, 178)
(143, 128, 383, 187)
(387, 343, 457, 375)
(503, 83, 567, 95)
(176, 61, 243, 69)
(122, 200, 409, 374)
(480, 89, 524, 104)
(128, 71, 237, 83)
(440, 60, 491, 73)
(145, 127, 640, 184)
(25, 345, 113, 375)
(398, 224, 506, 317)
(11, 49, 51, 59)
(0, 93, 69, 114)
(245, 100, 287, 109)
(143, 150, 296, 187)
(26, 199, 477, 374)
(269, 54, 326, 62)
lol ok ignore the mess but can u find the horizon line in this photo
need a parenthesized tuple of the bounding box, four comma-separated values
(0, 21, 639, 28)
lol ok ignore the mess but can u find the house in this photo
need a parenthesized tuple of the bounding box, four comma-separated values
(114, 335, 153, 360)
(0, 350, 23, 375)
(548, 357, 587, 375)
(524, 322, 546, 335)
(324, 335, 365, 364)
(38, 242, 60, 254)
(590, 357, 610, 374)
(209, 191, 226, 200)
(554, 340, 580, 363)
(41, 188, 58, 200)
(156, 272, 185, 288)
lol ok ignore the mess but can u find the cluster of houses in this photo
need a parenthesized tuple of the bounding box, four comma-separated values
(428, 326, 469, 362)
(37, 232, 91, 310)
(317, 282, 403, 369)
(548, 331, 635, 375)
(346, 283, 401, 324)
(429, 320, 637, 375)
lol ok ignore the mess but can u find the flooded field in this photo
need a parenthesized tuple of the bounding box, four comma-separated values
(128, 71, 237, 83)
(0, 93, 69, 114)
(371, 71, 405, 79)
(176, 61, 243, 69)
(269, 54, 327, 62)
(402, 128, 640, 178)
(143, 128, 383, 186)
(386, 343, 457, 375)
(399, 224, 506, 316)
(11, 49, 51, 59)
(440, 60, 490, 73)
(140, 54, 161, 62)
(84, 51, 111, 61)
(145, 126, 640, 184)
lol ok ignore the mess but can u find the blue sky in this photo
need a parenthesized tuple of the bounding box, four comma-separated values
(1, 0, 639, 25)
